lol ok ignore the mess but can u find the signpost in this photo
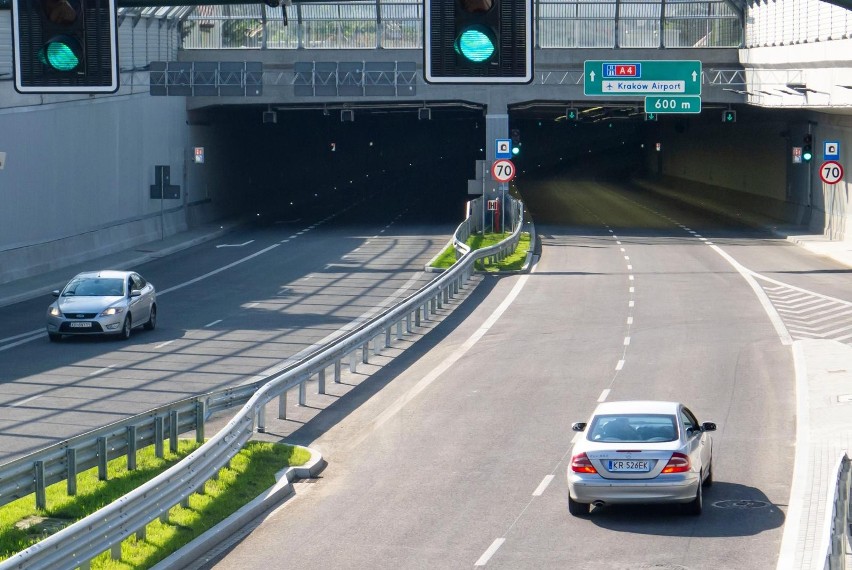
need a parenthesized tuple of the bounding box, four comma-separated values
(819, 161, 844, 185)
(584, 60, 702, 97)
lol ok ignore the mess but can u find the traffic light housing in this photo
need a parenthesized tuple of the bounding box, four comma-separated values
(722, 110, 737, 123)
(510, 128, 520, 155)
(12, 0, 119, 93)
(803, 134, 813, 162)
(424, 0, 533, 84)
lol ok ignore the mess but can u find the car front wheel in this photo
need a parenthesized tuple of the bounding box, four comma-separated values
(119, 317, 132, 341)
(48, 333, 61, 343)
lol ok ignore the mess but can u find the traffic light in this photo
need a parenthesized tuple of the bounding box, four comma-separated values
(803, 134, 813, 162)
(424, 0, 533, 84)
(12, 0, 119, 93)
(565, 107, 579, 121)
(722, 110, 737, 123)
(510, 128, 520, 155)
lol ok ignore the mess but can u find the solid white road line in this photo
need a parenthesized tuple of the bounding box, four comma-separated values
(0, 331, 44, 352)
(0, 328, 45, 344)
(532, 474, 555, 496)
(598, 388, 611, 402)
(475, 538, 506, 566)
(204, 320, 222, 328)
(8, 395, 42, 407)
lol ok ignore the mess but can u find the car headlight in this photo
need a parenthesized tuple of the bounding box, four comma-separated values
(49, 306, 61, 317)
(99, 307, 125, 317)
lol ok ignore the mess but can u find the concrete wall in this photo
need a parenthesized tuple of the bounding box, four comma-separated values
(805, 112, 852, 241)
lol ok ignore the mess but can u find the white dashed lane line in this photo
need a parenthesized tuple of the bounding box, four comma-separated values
(598, 388, 611, 402)
(204, 319, 222, 328)
(532, 475, 555, 496)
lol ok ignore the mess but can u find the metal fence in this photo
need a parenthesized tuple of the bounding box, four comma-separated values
(746, 0, 852, 47)
(181, 0, 742, 50)
(0, 197, 526, 570)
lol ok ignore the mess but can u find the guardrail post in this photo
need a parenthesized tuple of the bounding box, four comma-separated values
(371, 335, 380, 356)
(258, 401, 267, 432)
(98, 436, 108, 480)
(299, 381, 306, 406)
(278, 392, 287, 420)
(196, 401, 206, 443)
(350, 350, 358, 372)
(444, 287, 450, 303)
(396, 320, 402, 340)
(136, 525, 146, 540)
(428, 299, 435, 317)
(385, 327, 392, 347)
(318, 368, 326, 394)
(127, 426, 137, 471)
(414, 307, 421, 326)
(362, 342, 369, 364)
(66, 448, 77, 497)
(406, 312, 412, 332)
(436, 293, 443, 310)
(334, 360, 342, 383)
(111, 542, 121, 560)
(155, 416, 164, 458)
(34, 461, 46, 510)
(170, 410, 179, 453)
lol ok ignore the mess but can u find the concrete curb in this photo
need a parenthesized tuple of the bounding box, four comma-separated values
(152, 446, 326, 570)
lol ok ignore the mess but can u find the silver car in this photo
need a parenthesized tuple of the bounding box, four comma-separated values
(46, 270, 157, 342)
(567, 400, 716, 516)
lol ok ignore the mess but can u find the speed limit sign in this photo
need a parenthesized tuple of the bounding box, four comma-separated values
(819, 161, 844, 185)
(491, 159, 516, 182)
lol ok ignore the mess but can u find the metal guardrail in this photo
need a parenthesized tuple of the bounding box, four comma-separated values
(823, 452, 851, 570)
(0, 196, 525, 570)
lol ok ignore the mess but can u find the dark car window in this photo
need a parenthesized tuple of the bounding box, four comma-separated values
(589, 414, 678, 443)
(681, 408, 699, 435)
(64, 277, 124, 297)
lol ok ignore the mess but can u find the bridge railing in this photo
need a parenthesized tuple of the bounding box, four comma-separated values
(821, 452, 851, 570)
(0, 197, 525, 570)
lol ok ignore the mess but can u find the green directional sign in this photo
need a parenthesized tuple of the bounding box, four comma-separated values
(584, 60, 702, 97)
(644, 96, 702, 114)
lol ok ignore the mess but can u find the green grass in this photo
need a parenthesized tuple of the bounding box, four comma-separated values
(0, 440, 310, 569)
(431, 231, 532, 272)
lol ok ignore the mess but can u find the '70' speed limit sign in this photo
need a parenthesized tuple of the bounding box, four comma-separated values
(819, 161, 844, 185)
(491, 159, 516, 183)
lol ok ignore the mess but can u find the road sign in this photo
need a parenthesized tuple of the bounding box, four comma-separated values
(644, 96, 701, 114)
(496, 139, 512, 159)
(194, 147, 205, 164)
(819, 161, 844, 185)
(824, 141, 840, 160)
(584, 60, 701, 96)
(491, 159, 516, 182)
(792, 147, 802, 164)
(487, 199, 499, 211)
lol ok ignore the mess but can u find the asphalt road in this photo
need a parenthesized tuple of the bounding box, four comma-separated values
(194, 176, 852, 570)
(0, 200, 455, 462)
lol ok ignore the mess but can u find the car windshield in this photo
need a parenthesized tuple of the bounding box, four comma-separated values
(588, 414, 678, 443)
(62, 277, 125, 297)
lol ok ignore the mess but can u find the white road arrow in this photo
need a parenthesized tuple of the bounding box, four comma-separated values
(216, 240, 255, 248)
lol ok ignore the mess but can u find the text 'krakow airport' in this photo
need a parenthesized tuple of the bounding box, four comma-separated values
(0, 0, 851, 569)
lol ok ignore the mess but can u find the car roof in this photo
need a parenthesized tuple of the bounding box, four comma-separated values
(592, 400, 681, 416)
(73, 270, 134, 280)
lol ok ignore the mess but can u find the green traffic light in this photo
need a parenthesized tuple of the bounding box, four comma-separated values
(455, 26, 495, 63)
(803, 149, 813, 162)
(39, 37, 81, 71)
(512, 146, 519, 155)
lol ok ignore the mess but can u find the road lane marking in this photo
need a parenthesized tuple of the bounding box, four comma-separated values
(9, 395, 41, 407)
(624, 337, 631, 345)
(627, 265, 633, 270)
(615, 360, 625, 371)
(629, 275, 634, 281)
(0, 331, 44, 352)
(627, 317, 633, 325)
(204, 320, 222, 328)
(158, 243, 281, 295)
(154, 340, 174, 349)
(88, 365, 115, 376)
(629, 287, 635, 293)
(598, 388, 610, 402)
(629, 301, 634, 307)
(475, 538, 505, 566)
(215, 240, 255, 248)
(532, 475, 555, 496)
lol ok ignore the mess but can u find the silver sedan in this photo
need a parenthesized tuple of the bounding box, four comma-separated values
(46, 270, 157, 342)
(567, 400, 716, 516)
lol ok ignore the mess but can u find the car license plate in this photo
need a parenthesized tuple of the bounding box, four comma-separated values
(69, 322, 92, 328)
(608, 460, 650, 472)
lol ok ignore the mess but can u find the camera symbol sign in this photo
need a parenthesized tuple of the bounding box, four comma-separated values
(496, 139, 512, 159)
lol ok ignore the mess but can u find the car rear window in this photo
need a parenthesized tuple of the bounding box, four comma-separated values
(588, 414, 678, 443)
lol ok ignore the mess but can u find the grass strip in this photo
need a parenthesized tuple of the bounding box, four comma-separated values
(0, 440, 310, 569)
(431, 231, 531, 272)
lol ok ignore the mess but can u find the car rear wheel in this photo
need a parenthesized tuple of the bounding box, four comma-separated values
(119, 317, 132, 341)
(568, 496, 590, 517)
(702, 461, 714, 487)
(48, 333, 61, 343)
(684, 483, 703, 515)
(144, 305, 157, 331)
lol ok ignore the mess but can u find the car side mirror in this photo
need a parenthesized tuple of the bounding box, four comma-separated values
(701, 422, 717, 432)
(571, 422, 587, 432)
(52, 290, 60, 297)
(130, 289, 142, 298)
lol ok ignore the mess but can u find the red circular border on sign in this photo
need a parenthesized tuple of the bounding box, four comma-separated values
(819, 160, 844, 185)
(491, 159, 516, 182)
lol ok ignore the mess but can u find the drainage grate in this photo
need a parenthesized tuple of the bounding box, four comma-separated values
(712, 499, 770, 509)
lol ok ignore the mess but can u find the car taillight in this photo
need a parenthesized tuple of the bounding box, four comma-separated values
(571, 453, 597, 474)
(662, 452, 690, 473)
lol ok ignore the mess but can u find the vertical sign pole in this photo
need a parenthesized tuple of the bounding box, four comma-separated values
(160, 167, 165, 240)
